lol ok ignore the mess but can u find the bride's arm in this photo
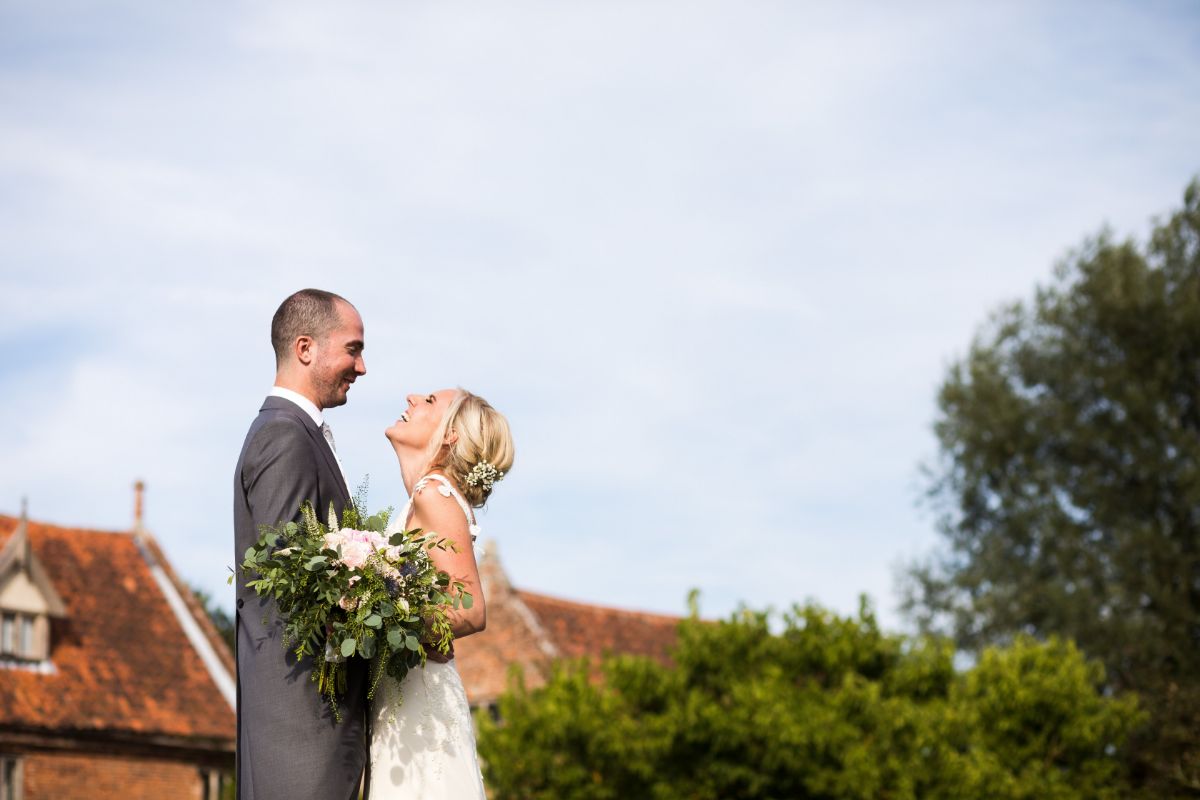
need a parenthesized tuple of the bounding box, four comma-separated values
(408, 489, 486, 638)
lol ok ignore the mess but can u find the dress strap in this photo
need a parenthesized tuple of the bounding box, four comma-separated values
(411, 474, 479, 541)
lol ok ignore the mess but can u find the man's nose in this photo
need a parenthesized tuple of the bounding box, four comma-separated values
(356, 355, 367, 375)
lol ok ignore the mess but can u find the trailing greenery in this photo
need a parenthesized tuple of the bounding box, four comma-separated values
(905, 178, 1200, 795)
(477, 600, 1141, 799)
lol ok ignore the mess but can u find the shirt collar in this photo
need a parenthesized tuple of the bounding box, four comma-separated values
(269, 386, 324, 428)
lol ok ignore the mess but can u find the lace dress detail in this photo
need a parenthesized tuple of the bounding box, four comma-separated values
(368, 474, 486, 799)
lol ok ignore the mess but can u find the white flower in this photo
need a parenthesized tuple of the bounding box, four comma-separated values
(465, 461, 504, 491)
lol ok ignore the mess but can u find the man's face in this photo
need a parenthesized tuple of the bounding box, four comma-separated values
(311, 301, 366, 409)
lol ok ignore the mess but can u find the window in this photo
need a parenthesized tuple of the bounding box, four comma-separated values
(200, 769, 231, 800)
(17, 618, 31, 658)
(0, 613, 45, 661)
(0, 756, 22, 800)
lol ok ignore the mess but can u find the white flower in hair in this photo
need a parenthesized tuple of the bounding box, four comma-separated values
(465, 460, 504, 491)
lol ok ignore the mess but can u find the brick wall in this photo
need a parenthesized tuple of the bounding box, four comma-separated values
(21, 751, 208, 800)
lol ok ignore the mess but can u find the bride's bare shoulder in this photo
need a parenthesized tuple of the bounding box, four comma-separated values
(409, 477, 468, 528)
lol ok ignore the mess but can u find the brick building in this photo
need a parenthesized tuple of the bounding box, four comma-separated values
(457, 543, 682, 711)
(0, 504, 235, 800)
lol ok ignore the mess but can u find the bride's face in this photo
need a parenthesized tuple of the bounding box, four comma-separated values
(386, 388, 459, 449)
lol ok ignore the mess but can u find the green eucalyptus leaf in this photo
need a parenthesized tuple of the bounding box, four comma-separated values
(387, 627, 404, 649)
(340, 637, 356, 658)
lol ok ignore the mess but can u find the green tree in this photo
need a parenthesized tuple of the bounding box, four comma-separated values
(905, 179, 1200, 795)
(476, 601, 1140, 800)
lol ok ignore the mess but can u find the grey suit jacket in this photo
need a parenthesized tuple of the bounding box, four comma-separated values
(233, 396, 368, 800)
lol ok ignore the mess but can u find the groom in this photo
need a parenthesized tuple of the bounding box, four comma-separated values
(233, 289, 369, 800)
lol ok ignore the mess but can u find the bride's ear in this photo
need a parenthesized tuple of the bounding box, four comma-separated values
(444, 428, 459, 446)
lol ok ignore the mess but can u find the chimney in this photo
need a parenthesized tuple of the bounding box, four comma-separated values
(133, 480, 145, 531)
(18, 496, 29, 565)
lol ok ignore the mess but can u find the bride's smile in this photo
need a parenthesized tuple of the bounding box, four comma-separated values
(386, 389, 460, 450)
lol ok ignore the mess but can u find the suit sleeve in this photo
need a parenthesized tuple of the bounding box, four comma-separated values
(242, 418, 323, 532)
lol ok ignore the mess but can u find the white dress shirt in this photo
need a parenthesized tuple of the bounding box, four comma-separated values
(268, 386, 350, 492)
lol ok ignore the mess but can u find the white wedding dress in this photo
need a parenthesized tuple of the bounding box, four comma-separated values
(368, 474, 487, 799)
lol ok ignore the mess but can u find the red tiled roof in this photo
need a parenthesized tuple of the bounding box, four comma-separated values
(0, 515, 234, 743)
(515, 590, 679, 665)
(455, 545, 681, 706)
(453, 586, 559, 707)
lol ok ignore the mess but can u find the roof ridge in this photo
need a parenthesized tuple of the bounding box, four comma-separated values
(0, 514, 139, 538)
(131, 531, 236, 710)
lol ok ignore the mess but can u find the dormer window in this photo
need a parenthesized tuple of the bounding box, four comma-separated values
(0, 510, 66, 666)
(0, 612, 44, 661)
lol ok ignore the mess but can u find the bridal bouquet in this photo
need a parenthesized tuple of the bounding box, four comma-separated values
(240, 489, 472, 720)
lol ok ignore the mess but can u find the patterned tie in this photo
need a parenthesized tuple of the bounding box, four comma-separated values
(320, 422, 350, 491)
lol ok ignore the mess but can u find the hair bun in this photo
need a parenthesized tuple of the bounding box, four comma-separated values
(431, 389, 514, 508)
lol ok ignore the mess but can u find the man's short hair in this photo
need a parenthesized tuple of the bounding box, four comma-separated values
(271, 289, 350, 365)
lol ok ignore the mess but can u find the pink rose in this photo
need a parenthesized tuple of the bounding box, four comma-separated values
(323, 530, 347, 552)
(349, 529, 387, 550)
(339, 539, 373, 571)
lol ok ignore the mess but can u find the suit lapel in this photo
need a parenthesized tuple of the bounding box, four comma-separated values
(260, 396, 352, 503)
(305, 422, 352, 502)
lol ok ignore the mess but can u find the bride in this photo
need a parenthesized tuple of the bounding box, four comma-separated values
(369, 387, 514, 798)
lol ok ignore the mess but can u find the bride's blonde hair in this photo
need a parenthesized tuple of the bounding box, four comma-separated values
(425, 389, 514, 508)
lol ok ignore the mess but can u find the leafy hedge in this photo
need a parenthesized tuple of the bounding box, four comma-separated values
(477, 601, 1141, 800)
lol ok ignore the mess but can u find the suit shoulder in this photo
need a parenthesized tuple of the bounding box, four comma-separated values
(248, 406, 312, 439)
(255, 411, 312, 434)
(244, 414, 318, 466)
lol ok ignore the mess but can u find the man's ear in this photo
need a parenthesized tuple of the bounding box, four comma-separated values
(295, 335, 316, 366)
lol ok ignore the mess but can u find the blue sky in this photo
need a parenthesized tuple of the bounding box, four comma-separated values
(2, 1, 1198, 628)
